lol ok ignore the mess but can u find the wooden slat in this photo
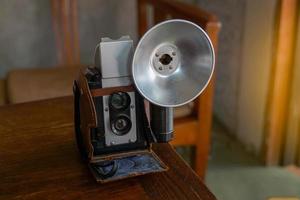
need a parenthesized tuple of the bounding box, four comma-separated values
(70, 0, 80, 64)
(137, 0, 148, 37)
(171, 118, 198, 146)
(61, 0, 73, 64)
(283, 3, 300, 165)
(51, 0, 63, 64)
(265, 0, 299, 165)
(51, 0, 80, 66)
(153, 6, 167, 24)
(143, 0, 218, 27)
(194, 22, 220, 178)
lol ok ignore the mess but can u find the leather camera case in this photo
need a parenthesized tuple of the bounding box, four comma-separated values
(73, 66, 168, 183)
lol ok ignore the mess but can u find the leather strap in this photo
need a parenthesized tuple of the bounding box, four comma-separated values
(90, 85, 135, 97)
(76, 67, 98, 159)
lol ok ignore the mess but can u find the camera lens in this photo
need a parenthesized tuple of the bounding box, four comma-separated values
(109, 92, 131, 111)
(111, 115, 132, 135)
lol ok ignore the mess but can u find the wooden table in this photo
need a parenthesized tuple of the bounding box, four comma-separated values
(0, 97, 216, 200)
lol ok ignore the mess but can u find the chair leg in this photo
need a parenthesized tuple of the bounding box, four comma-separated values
(195, 77, 214, 179)
(194, 22, 220, 179)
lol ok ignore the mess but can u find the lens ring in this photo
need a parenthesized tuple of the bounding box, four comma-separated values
(111, 115, 132, 136)
(109, 92, 131, 111)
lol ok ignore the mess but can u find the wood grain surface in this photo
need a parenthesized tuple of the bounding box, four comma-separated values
(0, 96, 216, 200)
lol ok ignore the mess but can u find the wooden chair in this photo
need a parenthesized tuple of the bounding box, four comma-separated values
(137, 0, 221, 178)
(5, 0, 220, 179)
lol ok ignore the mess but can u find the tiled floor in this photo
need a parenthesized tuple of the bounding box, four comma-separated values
(204, 121, 300, 200)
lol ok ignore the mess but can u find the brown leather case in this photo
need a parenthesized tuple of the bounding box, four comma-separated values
(74, 67, 168, 183)
(76, 67, 97, 159)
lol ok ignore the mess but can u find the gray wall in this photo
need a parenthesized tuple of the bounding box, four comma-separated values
(0, 0, 137, 78)
(196, 0, 247, 134)
(78, 0, 137, 64)
(0, 0, 57, 78)
(237, 0, 276, 154)
(196, 0, 277, 155)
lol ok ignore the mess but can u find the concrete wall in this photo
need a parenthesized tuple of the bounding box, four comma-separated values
(237, 0, 277, 154)
(196, 0, 277, 155)
(196, 0, 246, 134)
(77, 0, 137, 64)
(0, 0, 137, 78)
(0, 0, 56, 78)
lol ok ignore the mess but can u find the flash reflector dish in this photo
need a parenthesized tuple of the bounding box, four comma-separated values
(132, 19, 215, 107)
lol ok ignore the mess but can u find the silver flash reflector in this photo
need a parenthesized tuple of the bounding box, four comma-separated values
(132, 19, 215, 107)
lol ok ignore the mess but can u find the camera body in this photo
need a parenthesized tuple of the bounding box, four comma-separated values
(87, 36, 149, 155)
(73, 19, 215, 183)
(73, 36, 169, 182)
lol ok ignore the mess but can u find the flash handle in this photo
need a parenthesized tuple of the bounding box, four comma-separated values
(150, 104, 173, 142)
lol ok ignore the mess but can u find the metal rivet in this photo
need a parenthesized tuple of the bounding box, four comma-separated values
(172, 52, 176, 56)
(130, 105, 134, 109)
(155, 53, 159, 57)
(159, 67, 162, 70)
(169, 66, 173, 70)
(105, 107, 109, 112)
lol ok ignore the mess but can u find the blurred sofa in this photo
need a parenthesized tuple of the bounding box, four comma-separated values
(0, 66, 194, 119)
(0, 67, 79, 105)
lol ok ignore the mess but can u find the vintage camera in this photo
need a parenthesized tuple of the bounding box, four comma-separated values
(73, 20, 214, 183)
